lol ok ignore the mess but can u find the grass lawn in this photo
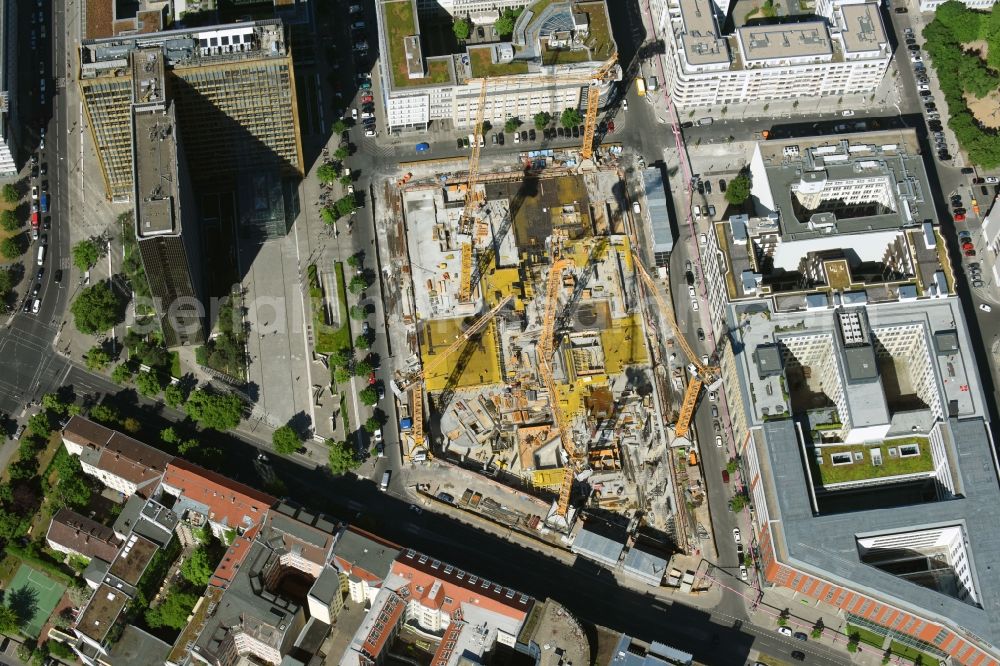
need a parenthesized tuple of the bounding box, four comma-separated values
(890, 641, 940, 666)
(333, 262, 352, 351)
(846, 624, 886, 649)
(0, 198, 21, 244)
(578, 2, 615, 60)
(169, 351, 181, 379)
(542, 46, 592, 66)
(809, 437, 933, 486)
(469, 46, 528, 77)
(384, 0, 453, 88)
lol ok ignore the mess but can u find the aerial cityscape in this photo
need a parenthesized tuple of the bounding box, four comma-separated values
(0, 0, 997, 664)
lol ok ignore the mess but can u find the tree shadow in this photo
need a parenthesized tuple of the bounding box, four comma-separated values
(8, 585, 39, 627)
(286, 410, 313, 439)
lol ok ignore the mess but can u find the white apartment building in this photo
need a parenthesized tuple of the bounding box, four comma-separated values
(661, 0, 890, 109)
(377, 0, 619, 133)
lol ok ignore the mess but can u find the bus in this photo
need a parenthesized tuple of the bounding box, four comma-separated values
(635, 77, 647, 97)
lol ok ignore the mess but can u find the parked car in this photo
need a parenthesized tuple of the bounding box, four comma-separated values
(733, 528, 742, 544)
(740, 565, 748, 581)
(791, 651, 806, 661)
(778, 627, 793, 637)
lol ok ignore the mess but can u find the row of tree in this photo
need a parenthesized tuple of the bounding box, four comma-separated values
(453, 7, 523, 41)
(502, 109, 585, 135)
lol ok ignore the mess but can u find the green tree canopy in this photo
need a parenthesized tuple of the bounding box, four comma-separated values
(184, 389, 244, 430)
(534, 112, 551, 130)
(54, 474, 92, 510)
(0, 237, 22, 260)
(334, 146, 349, 161)
(353, 359, 372, 377)
(135, 370, 166, 397)
(317, 163, 338, 184)
(334, 367, 351, 384)
(494, 7, 522, 37)
(364, 416, 381, 434)
(348, 274, 368, 295)
(84, 346, 111, 371)
(350, 305, 367, 320)
(330, 347, 352, 369)
(359, 386, 378, 406)
(0, 605, 19, 634)
(335, 195, 357, 218)
(72, 240, 101, 272)
(347, 253, 363, 269)
(560, 108, 583, 129)
(327, 439, 361, 474)
(180, 547, 215, 587)
(0, 210, 19, 232)
(504, 117, 521, 133)
(0, 268, 12, 296)
(88, 403, 121, 425)
(71, 282, 124, 335)
(321, 207, 336, 225)
(453, 17, 471, 40)
(354, 333, 371, 350)
(273, 425, 302, 454)
(111, 364, 133, 385)
(145, 590, 199, 630)
(27, 412, 52, 438)
(332, 120, 348, 135)
(0, 184, 17, 204)
(164, 383, 187, 408)
(724, 174, 751, 205)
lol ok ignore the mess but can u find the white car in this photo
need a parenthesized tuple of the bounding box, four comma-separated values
(622, 99, 628, 112)
(986, 176, 1000, 184)
(980, 303, 992, 312)
(733, 528, 741, 544)
(715, 435, 723, 448)
(632, 201, 641, 214)
(699, 232, 708, 245)
(31, 186, 38, 200)
(841, 110, 854, 117)
(513, 132, 520, 144)
(374, 428, 383, 443)
(688, 285, 696, 298)
(918, 84, 930, 91)
(778, 626, 792, 637)
(709, 391, 717, 402)
(351, 108, 358, 120)
(31, 299, 40, 314)
(347, 184, 355, 195)
(691, 299, 699, 311)
(364, 129, 376, 137)
(740, 565, 748, 581)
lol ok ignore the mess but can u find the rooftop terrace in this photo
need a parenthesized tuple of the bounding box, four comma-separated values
(381, 0, 454, 90)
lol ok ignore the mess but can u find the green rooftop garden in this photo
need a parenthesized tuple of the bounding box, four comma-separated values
(808, 437, 934, 486)
(541, 44, 593, 66)
(384, 0, 453, 89)
(577, 2, 616, 60)
(469, 46, 529, 77)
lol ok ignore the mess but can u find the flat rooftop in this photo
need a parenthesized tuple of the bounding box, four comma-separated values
(677, 0, 730, 66)
(132, 105, 178, 237)
(838, 3, 887, 54)
(80, 20, 289, 75)
(757, 416, 1000, 646)
(737, 23, 832, 62)
(108, 533, 159, 586)
(77, 583, 129, 644)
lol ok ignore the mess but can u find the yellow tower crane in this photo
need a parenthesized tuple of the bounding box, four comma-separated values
(633, 260, 718, 438)
(401, 295, 513, 458)
(457, 57, 618, 301)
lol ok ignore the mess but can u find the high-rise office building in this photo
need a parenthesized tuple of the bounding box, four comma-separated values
(79, 18, 302, 202)
(131, 48, 204, 347)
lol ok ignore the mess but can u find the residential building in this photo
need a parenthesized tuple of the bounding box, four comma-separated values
(701, 130, 1000, 665)
(0, 0, 19, 176)
(79, 16, 302, 204)
(609, 635, 692, 666)
(660, 0, 889, 109)
(330, 526, 401, 606)
(160, 457, 277, 541)
(61, 416, 173, 498)
(376, 0, 619, 134)
(168, 503, 341, 666)
(340, 548, 533, 666)
(46, 508, 123, 564)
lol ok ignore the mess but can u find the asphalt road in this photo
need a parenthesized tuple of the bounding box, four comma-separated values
(0, 0, 73, 421)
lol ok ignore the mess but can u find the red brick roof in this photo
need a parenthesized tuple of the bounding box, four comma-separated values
(362, 592, 406, 659)
(164, 458, 276, 531)
(97, 432, 173, 495)
(46, 508, 122, 563)
(209, 524, 261, 588)
(392, 551, 532, 623)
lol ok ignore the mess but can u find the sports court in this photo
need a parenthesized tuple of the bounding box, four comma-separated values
(4, 564, 66, 638)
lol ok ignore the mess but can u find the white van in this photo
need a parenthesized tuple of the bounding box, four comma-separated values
(380, 470, 391, 491)
(36, 245, 45, 266)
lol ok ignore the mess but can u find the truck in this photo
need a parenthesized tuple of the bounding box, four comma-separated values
(635, 77, 646, 97)
(39, 192, 48, 213)
(400, 417, 413, 430)
(30, 211, 39, 228)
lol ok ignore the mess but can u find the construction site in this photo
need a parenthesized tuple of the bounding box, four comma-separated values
(381, 150, 685, 543)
